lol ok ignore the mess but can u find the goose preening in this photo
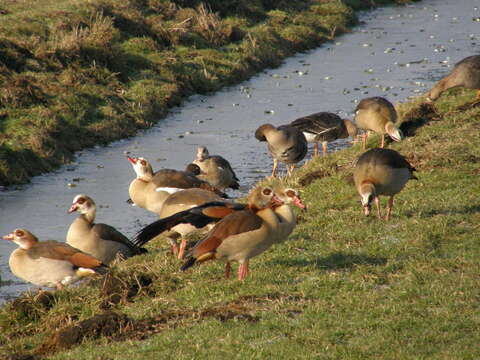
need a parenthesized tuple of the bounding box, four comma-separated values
(192, 146, 240, 190)
(3, 228, 108, 289)
(353, 148, 417, 220)
(427, 55, 480, 103)
(67, 194, 145, 264)
(255, 124, 307, 177)
(354, 97, 402, 149)
(290, 112, 358, 157)
(127, 156, 226, 215)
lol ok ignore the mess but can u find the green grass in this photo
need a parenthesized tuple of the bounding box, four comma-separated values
(0, 0, 416, 185)
(1, 88, 479, 359)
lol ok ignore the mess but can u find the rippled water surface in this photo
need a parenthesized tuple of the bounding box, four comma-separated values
(1, 0, 479, 302)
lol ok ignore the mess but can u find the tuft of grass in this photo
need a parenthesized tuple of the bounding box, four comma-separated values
(1, 89, 479, 359)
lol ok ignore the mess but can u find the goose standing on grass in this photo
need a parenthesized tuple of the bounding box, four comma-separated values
(255, 124, 307, 177)
(192, 146, 240, 191)
(353, 148, 417, 220)
(3, 228, 108, 289)
(157, 188, 223, 259)
(427, 55, 480, 103)
(271, 186, 306, 243)
(180, 186, 281, 280)
(290, 112, 358, 157)
(127, 156, 226, 215)
(354, 97, 402, 149)
(67, 194, 145, 264)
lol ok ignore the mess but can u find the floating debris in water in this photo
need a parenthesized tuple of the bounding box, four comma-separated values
(67, 183, 77, 188)
(97, 164, 104, 169)
(364, 69, 374, 73)
(384, 48, 394, 53)
(197, 120, 204, 124)
(288, 104, 293, 107)
(232, 103, 239, 106)
(324, 76, 332, 80)
(473, 17, 480, 22)
(185, 131, 193, 135)
(342, 89, 350, 95)
(362, 43, 372, 47)
(264, 110, 274, 114)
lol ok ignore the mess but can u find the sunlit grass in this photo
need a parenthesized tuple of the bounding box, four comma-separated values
(1, 87, 479, 359)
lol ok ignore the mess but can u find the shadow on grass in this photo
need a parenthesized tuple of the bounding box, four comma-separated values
(270, 251, 387, 270)
(408, 204, 480, 218)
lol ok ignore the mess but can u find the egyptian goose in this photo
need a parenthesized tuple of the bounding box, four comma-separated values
(272, 186, 306, 243)
(427, 55, 480, 102)
(133, 200, 247, 248)
(290, 112, 358, 157)
(127, 156, 226, 215)
(353, 148, 417, 220)
(158, 188, 223, 259)
(3, 228, 108, 289)
(255, 124, 307, 177)
(180, 186, 281, 280)
(354, 97, 402, 149)
(192, 146, 240, 190)
(67, 194, 145, 263)
(133, 186, 305, 248)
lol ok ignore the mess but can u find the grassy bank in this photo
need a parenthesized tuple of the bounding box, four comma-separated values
(0, 0, 415, 185)
(1, 87, 479, 358)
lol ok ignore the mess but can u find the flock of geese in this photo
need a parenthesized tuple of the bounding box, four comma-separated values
(3, 54, 480, 289)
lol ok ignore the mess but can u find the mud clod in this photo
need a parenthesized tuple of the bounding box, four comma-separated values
(399, 102, 438, 137)
(37, 311, 131, 354)
(99, 272, 154, 309)
(10, 291, 56, 321)
(299, 169, 332, 186)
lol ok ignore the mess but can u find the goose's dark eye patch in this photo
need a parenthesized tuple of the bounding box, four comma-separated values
(16, 230, 24, 237)
(263, 188, 272, 196)
(140, 160, 147, 166)
(286, 190, 296, 198)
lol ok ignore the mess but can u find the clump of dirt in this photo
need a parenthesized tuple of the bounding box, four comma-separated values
(36, 311, 132, 354)
(398, 102, 438, 138)
(3, 354, 36, 360)
(299, 164, 339, 186)
(99, 272, 154, 309)
(9, 291, 56, 323)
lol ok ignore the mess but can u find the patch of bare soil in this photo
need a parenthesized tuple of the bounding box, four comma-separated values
(35, 311, 132, 355)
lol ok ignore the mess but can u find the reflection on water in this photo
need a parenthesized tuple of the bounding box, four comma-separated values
(1, 0, 480, 302)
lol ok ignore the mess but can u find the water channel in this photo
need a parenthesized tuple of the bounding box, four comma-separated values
(1, 0, 479, 302)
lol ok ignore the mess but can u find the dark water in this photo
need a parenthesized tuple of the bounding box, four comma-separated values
(1, 0, 479, 302)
